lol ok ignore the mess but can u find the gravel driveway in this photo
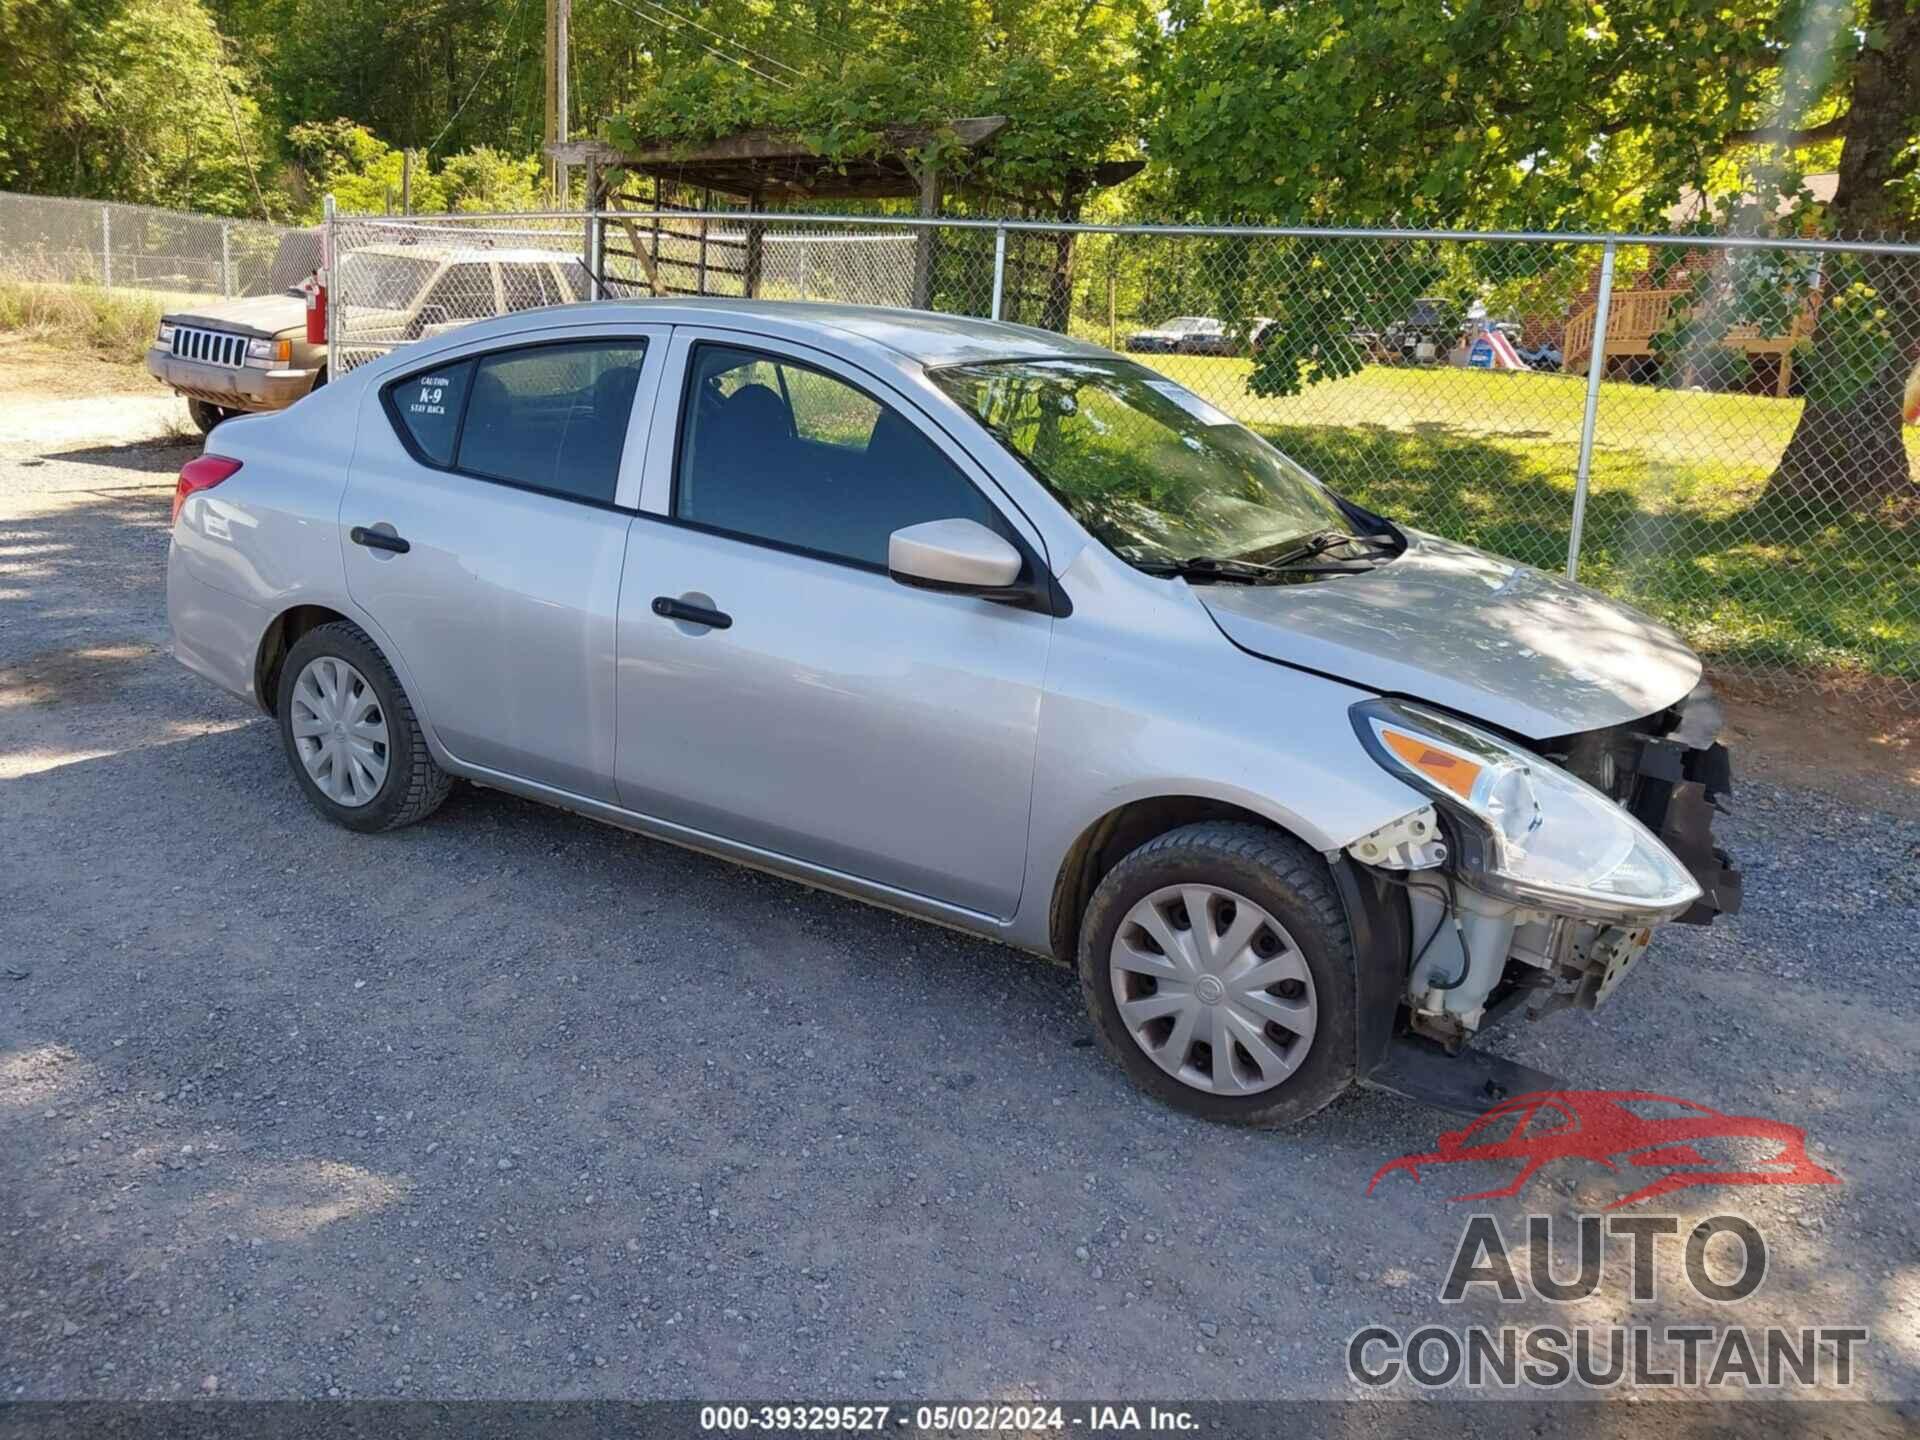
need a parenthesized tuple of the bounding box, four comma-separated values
(2, 408, 1916, 1410)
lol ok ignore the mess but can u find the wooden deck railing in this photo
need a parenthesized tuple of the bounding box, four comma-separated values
(1563, 286, 1819, 395)
(1563, 287, 1688, 370)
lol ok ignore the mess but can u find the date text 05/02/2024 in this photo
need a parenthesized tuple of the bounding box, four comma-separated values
(698, 1404, 1201, 1432)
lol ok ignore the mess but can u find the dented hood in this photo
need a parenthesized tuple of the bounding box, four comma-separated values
(1198, 530, 1702, 738)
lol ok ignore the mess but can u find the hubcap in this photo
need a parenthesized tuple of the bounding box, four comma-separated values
(1109, 884, 1317, 1096)
(289, 656, 389, 807)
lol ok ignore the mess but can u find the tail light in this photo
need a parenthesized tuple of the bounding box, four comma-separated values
(172, 455, 243, 526)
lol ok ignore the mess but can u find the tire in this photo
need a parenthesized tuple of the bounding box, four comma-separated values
(187, 398, 229, 434)
(1077, 821, 1358, 1127)
(275, 620, 451, 834)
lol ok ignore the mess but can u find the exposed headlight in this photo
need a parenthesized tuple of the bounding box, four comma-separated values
(1351, 698, 1701, 922)
(157, 322, 175, 345)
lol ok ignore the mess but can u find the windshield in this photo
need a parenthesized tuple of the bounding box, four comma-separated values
(929, 357, 1351, 568)
(338, 252, 437, 310)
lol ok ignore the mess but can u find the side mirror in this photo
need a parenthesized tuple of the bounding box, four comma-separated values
(888, 518, 1024, 594)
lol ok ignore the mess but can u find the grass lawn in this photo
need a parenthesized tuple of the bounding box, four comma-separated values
(1133, 355, 1920, 686)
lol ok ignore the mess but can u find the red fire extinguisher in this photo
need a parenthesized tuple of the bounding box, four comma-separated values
(304, 271, 328, 346)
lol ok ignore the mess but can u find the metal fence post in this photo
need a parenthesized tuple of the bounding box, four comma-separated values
(990, 225, 1007, 321)
(586, 210, 602, 301)
(1566, 238, 1616, 580)
(100, 205, 112, 288)
(220, 222, 233, 297)
(323, 194, 337, 366)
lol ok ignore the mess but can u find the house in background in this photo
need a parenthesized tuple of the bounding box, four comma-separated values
(1559, 175, 1835, 397)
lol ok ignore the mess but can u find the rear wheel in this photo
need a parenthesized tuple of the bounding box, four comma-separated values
(1077, 822, 1358, 1127)
(276, 621, 450, 833)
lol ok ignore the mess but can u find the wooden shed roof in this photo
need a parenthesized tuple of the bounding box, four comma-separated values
(549, 117, 1141, 201)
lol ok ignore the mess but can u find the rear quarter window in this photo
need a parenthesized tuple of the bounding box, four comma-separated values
(385, 361, 474, 466)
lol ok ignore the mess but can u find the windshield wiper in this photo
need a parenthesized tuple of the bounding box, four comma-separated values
(1255, 528, 1398, 567)
(1133, 553, 1372, 584)
(1132, 554, 1291, 583)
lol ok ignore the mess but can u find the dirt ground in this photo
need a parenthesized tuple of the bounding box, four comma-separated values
(1719, 683, 1920, 820)
(3, 343, 1916, 1418)
(0, 339, 193, 449)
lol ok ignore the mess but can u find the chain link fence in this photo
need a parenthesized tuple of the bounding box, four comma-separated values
(324, 208, 1919, 706)
(0, 190, 317, 298)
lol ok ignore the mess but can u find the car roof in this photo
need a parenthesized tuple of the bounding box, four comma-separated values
(529, 298, 1115, 368)
(352, 243, 586, 265)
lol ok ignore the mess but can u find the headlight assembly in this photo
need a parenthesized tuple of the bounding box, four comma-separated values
(1351, 698, 1701, 922)
(157, 322, 175, 345)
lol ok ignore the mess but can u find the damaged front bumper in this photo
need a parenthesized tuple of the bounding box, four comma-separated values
(1620, 691, 1744, 924)
(1347, 683, 1742, 1058)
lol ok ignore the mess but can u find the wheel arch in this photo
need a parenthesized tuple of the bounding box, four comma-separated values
(1047, 794, 1322, 967)
(253, 603, 352, 717)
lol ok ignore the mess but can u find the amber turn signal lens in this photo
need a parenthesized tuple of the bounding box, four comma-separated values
(1379, 728, 1482, 801)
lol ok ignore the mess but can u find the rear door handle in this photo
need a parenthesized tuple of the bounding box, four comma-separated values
(350, 526, 411, 554)
(651, 596, 732, 630)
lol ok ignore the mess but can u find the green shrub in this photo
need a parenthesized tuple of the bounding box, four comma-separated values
(0, 280, 165, 365)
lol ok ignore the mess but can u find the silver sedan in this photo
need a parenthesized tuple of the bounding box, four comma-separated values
(167, 300, 1740, 1125)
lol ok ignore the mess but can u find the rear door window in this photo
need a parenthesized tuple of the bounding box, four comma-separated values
(453, 341, 648, 504)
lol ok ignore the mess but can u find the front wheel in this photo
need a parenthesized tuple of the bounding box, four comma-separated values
(1077, 822, 1358, 1127)
(276, 621, 451, 833)
(186, 398, 231, 434)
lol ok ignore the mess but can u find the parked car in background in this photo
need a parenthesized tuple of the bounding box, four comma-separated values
(167, 301, 1740, 1128)
(1378, 296, 1463, 364)
(1517, 338, 1564, 371)
(147, 239, 594, 432)
(146, 229, 323, 434)
(1125, 315, 1225, 354)
(332, 244, 595, 351)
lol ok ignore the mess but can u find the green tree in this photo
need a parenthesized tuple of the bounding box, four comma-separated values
(0, 0, 272, 215)
(1146, 0, 1920, 506)
(283, 119, 444, 218)
(439, 147, 544, 212)
(602, 0, 1147, 213)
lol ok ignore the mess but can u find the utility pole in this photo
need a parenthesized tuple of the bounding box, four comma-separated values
(545, 0, 571, 203)
(557, 0, 571, 202)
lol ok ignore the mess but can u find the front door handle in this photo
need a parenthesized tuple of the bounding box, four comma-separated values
(350, 526, 411, 554)
(651, 596, 732, 630)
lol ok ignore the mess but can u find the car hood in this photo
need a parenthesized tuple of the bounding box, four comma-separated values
(163, 293, 304, 338)
(1197, 530, 1702, 738)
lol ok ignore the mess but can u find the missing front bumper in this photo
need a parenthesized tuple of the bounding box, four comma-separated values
(1626, 720, 1743, 924)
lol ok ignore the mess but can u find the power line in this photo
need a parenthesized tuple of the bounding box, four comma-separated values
(601, 0, 798, 86)
(603, 0, 788, 87)
(741, 2, 855, 65)
(428, 0, 536, 157)
(210, 28, 274, 221)
(624, 0, 809, 78)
